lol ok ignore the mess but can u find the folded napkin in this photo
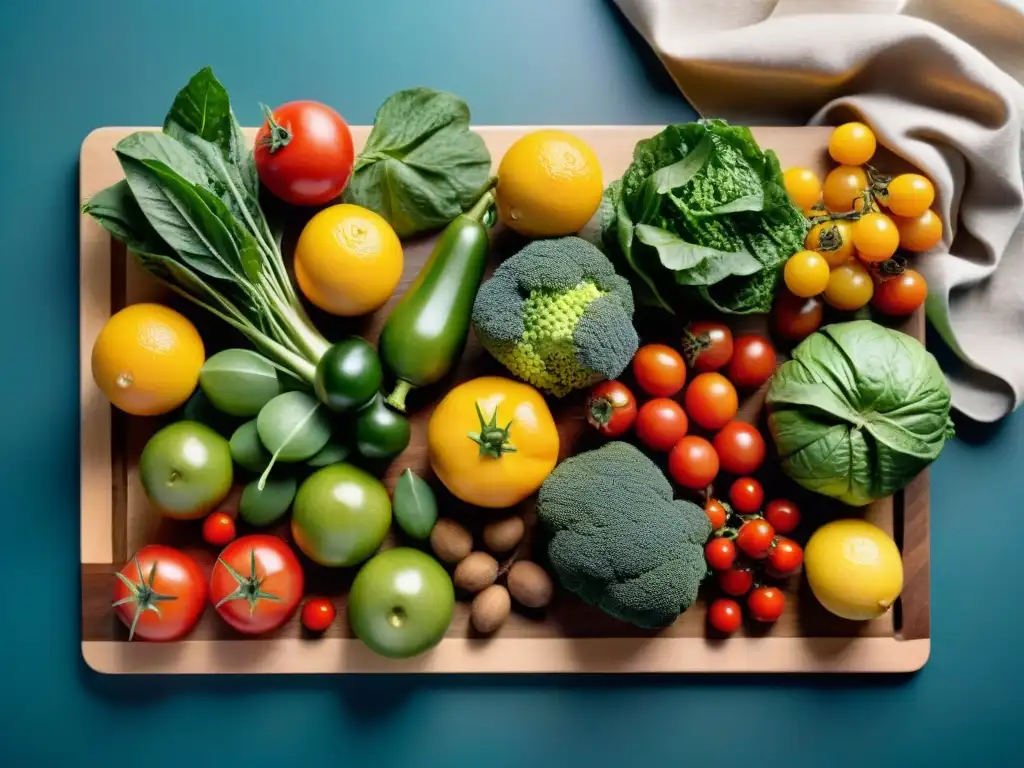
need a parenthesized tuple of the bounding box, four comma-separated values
(613, 0, 1024, 423)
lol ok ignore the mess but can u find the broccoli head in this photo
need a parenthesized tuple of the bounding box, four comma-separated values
(471, 236, 639, 397)
(536, 441, 712, 629)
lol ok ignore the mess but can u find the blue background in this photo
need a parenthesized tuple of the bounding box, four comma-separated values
(1, 0, 1020, 765)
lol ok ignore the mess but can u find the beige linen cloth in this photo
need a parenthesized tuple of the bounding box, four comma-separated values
(613, 0, 1024, 423)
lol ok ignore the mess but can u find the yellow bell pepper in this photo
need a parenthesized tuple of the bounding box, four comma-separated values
(427, 376, 559, 508)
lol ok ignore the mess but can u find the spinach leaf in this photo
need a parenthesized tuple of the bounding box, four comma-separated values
(81, 180, 171, 258)
(635, 223, 760, 280)
(344, 87, 492, 238)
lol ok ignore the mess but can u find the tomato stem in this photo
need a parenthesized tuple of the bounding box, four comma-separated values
(588, 396, 614, 427)
(467, 402, 517, 459)
(258, 103, 292, 153)
(215, 549, 282, 616)
(111, 556, 178, 641)
(385, 379, 413, 412)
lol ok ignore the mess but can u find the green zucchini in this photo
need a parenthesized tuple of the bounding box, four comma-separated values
(380, 191, 494, 411)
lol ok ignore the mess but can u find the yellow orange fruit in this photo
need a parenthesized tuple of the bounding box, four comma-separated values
(805, 220, 855, 267)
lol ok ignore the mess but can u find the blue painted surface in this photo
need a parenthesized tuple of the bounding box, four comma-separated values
(0, 0, 1019, 765)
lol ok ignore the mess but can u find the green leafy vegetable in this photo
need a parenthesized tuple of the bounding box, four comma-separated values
(239, 476, 298, 527)
(256, 392, 333, 480)
(306, 438, 351, 468)
(392, 468, 438, 540)
(229, 420, 272, 474)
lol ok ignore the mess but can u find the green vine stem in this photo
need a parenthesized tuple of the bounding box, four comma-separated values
(258, 104, 291, 153)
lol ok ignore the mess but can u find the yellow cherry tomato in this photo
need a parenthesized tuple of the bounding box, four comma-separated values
(822, 165, 869, 213)
(852, 212, 900, 262)
(893, 209, 943, 252)
(805, 220, 855, 267)
(824, 262, 875, 311)
(783, 167, 822, 210)
(784, 250, 830, 298)
(828, 122, 877, 166)
(885, 173, 935, 218)
(428, 376, 559, 509)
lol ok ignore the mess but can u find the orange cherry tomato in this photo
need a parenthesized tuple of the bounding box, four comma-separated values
(893, 209, 943, 252)
(632, 343, 687, 397)
(668, 436, 719, 490)
(872, 269, 928, 316)
(823, 165, 869, 212)
(852, 212, 900, 262)
(202, 511, 236, 547)
(301, 598, 337, 633)
(684, 372, 738, 431)
(885, 173, 935, 218)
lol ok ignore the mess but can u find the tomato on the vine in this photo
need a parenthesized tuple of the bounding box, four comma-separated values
(806, 220, 854, 267)
(668, 435, 719, 490)
(681, 321, 733, 372)
(773, 290, 824, 342)
(729, 477, 764, 515)
(708, 598, 743, 634)
(748, 586, 786, 622)
(768, 538, 804, 574)
(684, 373, 738, 431)
(828, 123, 876, 166)
(736, 519, 775, 559)
(717, 567, 754, 597)
(824, 261, 874, 311)
(872, 269, 927, 316)
(210, 534, 304, 635)
(764, 499, 801, 535)
(893, 209, 942, 252)
(823, 165, 869, 212)
(783, 167, 822, 210)
(301, 598, 337, 633)
(586, 380, 637, 438)
(705, 538, 736, 571)
(636, 398, 688, 452)
(632, 343, 686, 397)
(885, 173, 935, 218)
(112, 545, 207, 642)
(784, 250, 830, 298)
(852, 212, 899, 262)
(705, 498, 728, 530)
(712, 421, 765, 476)
(726, 335, 776, 390)
(202, 511, 236, 547)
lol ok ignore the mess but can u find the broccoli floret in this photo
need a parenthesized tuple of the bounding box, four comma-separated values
(537, 441, 712, 629)
(471, 236, 639, 396)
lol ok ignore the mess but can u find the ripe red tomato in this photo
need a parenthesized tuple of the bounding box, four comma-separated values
(717, 567, 754, 597)
(708, 598, 743, 634)
(301, 598, 337, 633)
(768, 538, 804, 574)
(684, 373, 738, 431)
(736, 518, 775, 559)
(872, 269, 928, 316)
(705, 498, 728, 531)
(729, 477, 764, 515)
(705, 538, 736, 571)
(254, 100, 355, 206)
(632, 344, 687, 397)
(586, 380, 637, 437)
(210, 535, 304, 635)
(682, 321, 734, 372)
(636, 398, 689, 452)
(764, 499, 801, 535)
(773, 290, 824, 343)
(726, 335, 776, 389)
(202, 511, 236, 547)
(748, 586, 785, 622)
(668, 436, 719, 490)
(712, 421, 766, 475)
(112, 545, 207, 642)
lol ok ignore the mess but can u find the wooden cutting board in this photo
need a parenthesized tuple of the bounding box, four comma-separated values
(79, 125, 930, 674)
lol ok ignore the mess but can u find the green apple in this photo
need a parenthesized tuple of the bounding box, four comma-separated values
(139, 421, 233, 519)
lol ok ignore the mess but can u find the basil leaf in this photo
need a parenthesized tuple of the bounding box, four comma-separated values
(115, 131, 209, 187)
(81, 180, 171, 258)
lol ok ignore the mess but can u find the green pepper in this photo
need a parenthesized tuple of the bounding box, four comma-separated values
(354, 394, 411, 460)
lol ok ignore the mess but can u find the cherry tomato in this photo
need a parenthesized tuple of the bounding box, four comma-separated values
(885, 173, 935, 218)
(682, 321, 733, 372)
(783, 167, 822, 210)
(254, 100, 355, 206)
(202, 511, 236, 547)
(717, 567, 755, 597)
(872, 269, 928, 316)
(828, 122, 877, 166)
(668, 435, 720, 490)
(852, 212, 899, 262)
(773, 290, 823, 342)
(726, 335, 776, 390)
(301, 598, 337, 633)
(705, 498, 728, 531)
(684, 373, 738, 431)
(636, 398, 689, 452)
(806, 220, 854, 267)
(824, 261, 874, 311)
(768, 538, 804, 574)
(210, 534, 304, 635)
(632, 343, 686, 397)
(736, 518, 775, 559)
(893, 209, 943, 252)
(748, 586, 786, 622)
(764, 499, 801, 535)
(586, 380, 638, 438)
(112, 545, 207, 642)
(705, 538, 737, 571)
(823, 165, 869, 212)
(712, 421, 766, 476)
(784, 250, 830, 298)
(729, 477, 764, 515)
(708, 598, 743, 634)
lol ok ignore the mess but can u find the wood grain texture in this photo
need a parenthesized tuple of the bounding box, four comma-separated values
(80, 125, 930, 673)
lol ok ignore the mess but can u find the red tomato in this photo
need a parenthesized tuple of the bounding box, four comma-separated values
(717, 567, 754, 597)
(112, 545, 207, 642)
(712, 421, 766, 475)
(636, 398, 689, 452)
(202, 511, 236, 547)
(705, 538, 737, 571)
(210, 535, 304, 635)
(736, 519, 775, 559)
(682, 321, 734, 372)
(768, 538, 804, 574)
(764, 499, 801, 535)
(632, 344, 687, 397)
(748, 586, 786, 622)
(684, 373, 739, 431)
(708, 598, 743, 634)
(872, 269, 928, 316)
(301, 598, 337, 633)
(726, 335, 776, 389)
(705, 499, 728, 531)
(586, 380, 637, 437)
(668, 436, 720, 490)
(773, 290, 824, 343)
(254, 100, 355, 206)
(729, 477, 764, 515)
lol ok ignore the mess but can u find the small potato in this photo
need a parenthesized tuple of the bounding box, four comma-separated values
(471, 584, 511, 633)
(430, 518, 472, 563)
(453, 552, 498, 593)
(483, 515, 525, 554)
(507, 561, 554, 608)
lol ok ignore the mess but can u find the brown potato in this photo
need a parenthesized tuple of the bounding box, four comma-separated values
(507, 561, 554, 608)
(471, 584, 511, 633)
(482, 515, 525, 554)
(430, 518, 472, 563)
(453, 552, 498, 593)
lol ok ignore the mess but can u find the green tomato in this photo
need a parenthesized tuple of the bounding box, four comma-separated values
(314, 337, 383, 413)
(354, 394, 411, 460)
(348, 547, 455, 660)
(291, 463, 392, 567)
(139, 421, 233, 519)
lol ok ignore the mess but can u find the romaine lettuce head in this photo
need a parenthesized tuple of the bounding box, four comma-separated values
(766, 320, 954, 507)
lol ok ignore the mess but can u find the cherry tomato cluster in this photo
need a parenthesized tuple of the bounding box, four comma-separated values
(780, 122, 938, 325)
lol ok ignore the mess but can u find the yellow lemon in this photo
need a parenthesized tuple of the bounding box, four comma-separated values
(91, 303, 205, 416)
(804, 519, 904, 621)
(294, 203, 403, 316)
(496, 129, 603, 237)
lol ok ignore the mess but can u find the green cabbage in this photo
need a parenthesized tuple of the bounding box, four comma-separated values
(766, 320, 955, 507)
